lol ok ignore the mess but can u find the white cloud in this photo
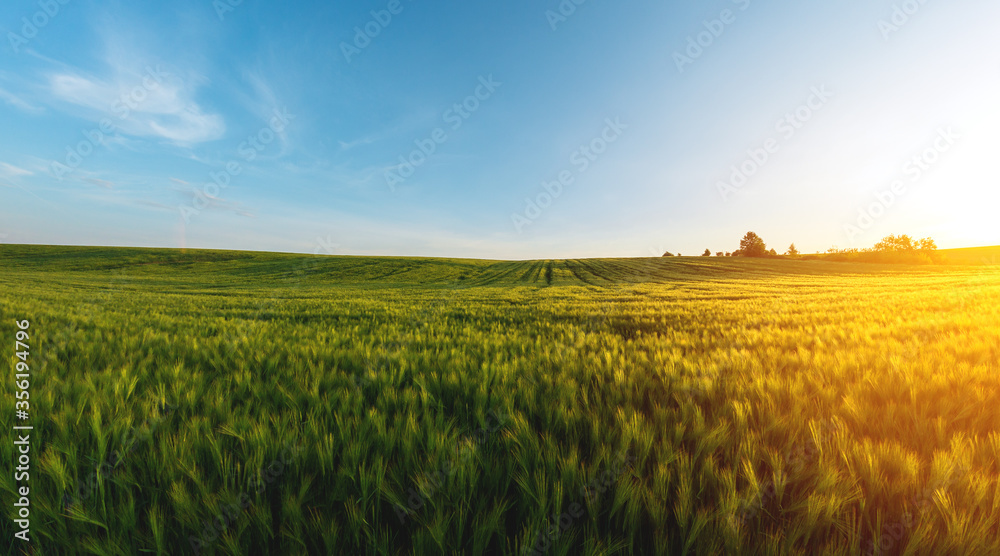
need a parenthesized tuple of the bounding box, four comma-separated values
(49, 74, 112, 112)
(47, 63, 225, 144)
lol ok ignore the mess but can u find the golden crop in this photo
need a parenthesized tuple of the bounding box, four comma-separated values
(1, 245, 998, 555)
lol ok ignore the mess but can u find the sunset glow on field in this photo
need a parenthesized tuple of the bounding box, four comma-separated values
(2, 0, 999, 554)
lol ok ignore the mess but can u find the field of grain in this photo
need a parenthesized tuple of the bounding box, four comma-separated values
(1, 245, 999, 555)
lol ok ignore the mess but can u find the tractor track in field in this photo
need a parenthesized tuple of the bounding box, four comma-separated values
(575, 259, 620, 285)
(462, 262, 527, 286)
(563, 260, 600, 286)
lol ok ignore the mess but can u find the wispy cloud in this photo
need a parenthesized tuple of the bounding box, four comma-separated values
(339, 136, 377, 150)
(15, 21, 225, 146)
(169, 182, 255, 218)
(277, 159, 384, 191)
(337, 109, 442, 153)
(0, 162, 34, 178)
(46, 64, 225, 144)
(0, 86, 43, 114)
(232, 71, 293, 157)
(0, 162, 52, 205)
(84, 177, 116, 189)
(133, 199, 176, 211)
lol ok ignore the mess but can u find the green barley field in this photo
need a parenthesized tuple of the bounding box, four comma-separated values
(2, 244, 999, 555)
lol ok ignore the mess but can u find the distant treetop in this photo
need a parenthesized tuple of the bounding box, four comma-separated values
(738, 232, 768, 258)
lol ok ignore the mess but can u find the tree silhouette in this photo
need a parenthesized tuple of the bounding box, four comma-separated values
(702, 249, 711, 257)
(825, 234, 941, 264)
(874, 234, 917, 252)
(738, 232, 767, 257)
(786, 243, 799, 256)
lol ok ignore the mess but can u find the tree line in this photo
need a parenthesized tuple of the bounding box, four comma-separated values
(662, 232, 944, 264)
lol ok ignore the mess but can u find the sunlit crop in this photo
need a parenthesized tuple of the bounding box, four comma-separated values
(1, 245, 998, 555)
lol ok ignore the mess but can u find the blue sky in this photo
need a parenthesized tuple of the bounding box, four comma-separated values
(1, 0, 998, 259)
